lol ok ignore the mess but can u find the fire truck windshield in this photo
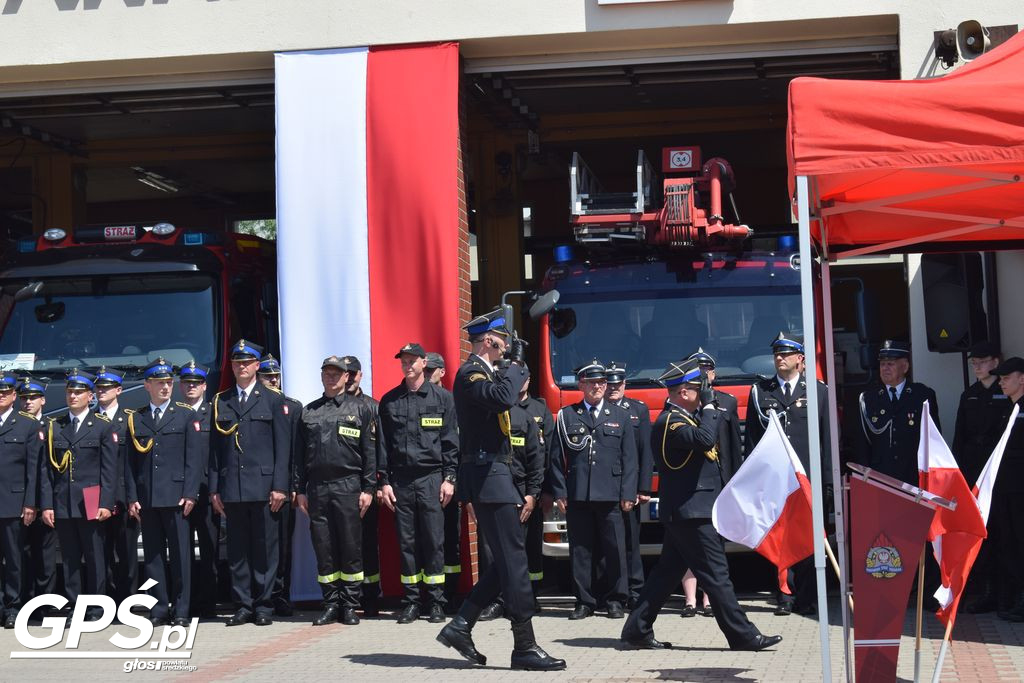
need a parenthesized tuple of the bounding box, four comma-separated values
(0, 273, 218, 376)
(546, 254, 803, 387)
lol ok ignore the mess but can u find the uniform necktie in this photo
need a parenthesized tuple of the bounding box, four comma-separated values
(889, 387, 898, 403)
(239, 390, 247, 408)
(153, 407, 162, 424)
(592, 406, 601, 421)
(72, 416, 80, 433)
(783, 382, 791, 400)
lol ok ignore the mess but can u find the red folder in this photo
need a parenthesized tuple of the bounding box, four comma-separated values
(83, 485, 101, 520)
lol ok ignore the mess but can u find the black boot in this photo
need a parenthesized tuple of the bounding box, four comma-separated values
(437, 602, 486, 665)
(510, 619, 566, 671)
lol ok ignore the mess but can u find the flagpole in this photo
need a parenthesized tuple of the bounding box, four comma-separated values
(914, 548, 926, 683)
(823, 540, 854, 613)
(931, 620, 954, 683)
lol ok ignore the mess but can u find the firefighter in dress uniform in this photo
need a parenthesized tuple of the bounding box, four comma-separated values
(436, 308, 565, 671)
(0, 371, 43, 629)
(744, 333, 831, 616)
(295, 356, 376, 627)
(342, 355, 383, 617)
(17, 376, 58, 608)
(40, 369, 118, 621)
(178, 361, 220, 617)
(256, 354, 302, 617)
(378, 343, 459, 624)
(209, 339, 292, 627)
(604, 363, 653, 611)
(94, 367, 139, 605)
(620, 358, 782, 652)
(125, 358, 202, 626)
(549, 360, 638, 621)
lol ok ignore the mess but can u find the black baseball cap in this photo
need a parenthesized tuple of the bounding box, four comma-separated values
(991, 357, 1024, 376)
(395, 343, 426, 359)
(968, 341, 1001, 359)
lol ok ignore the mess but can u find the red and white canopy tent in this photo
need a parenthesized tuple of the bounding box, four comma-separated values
(786, 30, 1024, 680)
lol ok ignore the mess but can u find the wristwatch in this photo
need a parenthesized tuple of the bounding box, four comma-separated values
(444, 474, 457, 485)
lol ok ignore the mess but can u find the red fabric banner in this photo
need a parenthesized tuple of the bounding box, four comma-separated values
(849, 476, 936, 682)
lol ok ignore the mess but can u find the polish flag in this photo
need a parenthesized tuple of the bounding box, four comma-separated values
(926, 403, 1017, 628)
(713, 410, 814, 579)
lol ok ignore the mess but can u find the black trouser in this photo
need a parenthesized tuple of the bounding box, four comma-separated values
(567, 500, 627, 608)
(55, 517, 107, 608)
(105, 510, 140, 603)
(308, 476, 363, 609)
(392, 469, 445, 607)
(272, 501, 296, 606)
(0, 518, 25, 617)
(992, 491, 1024, 594)
(442, 500, 461, 601)
(526, 506, 544, 594)
(224, 501, 280, 616)
(464, 501, 532, 623)
(777, 556, 815, 608)
(189, 484, 220, 612)
(623, 518, 758, 648)
(622, 506, 644, 603)
(141, 506, 192, 619)
(361, 499, 381, 604)
(22, 518, 57, 599)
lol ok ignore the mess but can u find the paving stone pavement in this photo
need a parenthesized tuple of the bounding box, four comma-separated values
(4, 596, 1023, 681)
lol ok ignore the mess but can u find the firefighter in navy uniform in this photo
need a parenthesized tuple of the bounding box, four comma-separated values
(17, 376, 58, 606)
(94, 367, 140, 605)
(0, 372, 43, 629)
(436, 308, 565, 672)
(605, 363, 653, 610)
(378, 343, 460, 624)
(516, 376, 555, 607)
(295, 356, 376, 627)
(620, 358, 782, 652)
(125, 359, 203, 626)
(549, 360, 638, 621)
(476, 379, 545, 621)
(179, 361, 220, 618)
(744, 333, 831, 616)
(209, 339, 292, 627)
(40, 369, 119, 620)
(856, 340, 940, 485)
(256, 354, 302, 617)
(342, 355, 383, 617)
(954, 342, 1014, 614)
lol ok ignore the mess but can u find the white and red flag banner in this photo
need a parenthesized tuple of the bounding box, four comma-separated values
(712, 410, 814, 580)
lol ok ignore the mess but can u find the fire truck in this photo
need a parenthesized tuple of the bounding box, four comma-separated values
(0, 223, 278, 414)
(538, 146, 813, 560)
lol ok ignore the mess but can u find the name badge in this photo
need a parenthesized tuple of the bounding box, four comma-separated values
(338, 426, 361, 438)
(510, 436, 525, 447)
(421, 417, 443, 428)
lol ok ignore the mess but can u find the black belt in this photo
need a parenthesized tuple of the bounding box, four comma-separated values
(462, 450, 513, 466)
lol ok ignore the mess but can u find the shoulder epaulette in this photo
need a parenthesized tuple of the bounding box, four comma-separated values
(467, 372, 487, 382)
(123, 407, 135, 415)
(264, 385, 283, 394)
(18, 411, 35, 419)
(215, 389, 232, 399)
(175, 402, 195, 410)
(94, 412, 111, 422)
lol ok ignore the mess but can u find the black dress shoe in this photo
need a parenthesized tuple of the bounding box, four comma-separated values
(568, 605, 593, 620)
(680, 604, 696, 618)
(4, 614, 16, 629)
(437, 616, 486, 665)
(621, 634, 672, 650)
(478, 602, 503, 621)
(606, 602, 624, 619)
(340, 608, 359, 626)
(700, 605, 715, 617)
(428, 604, 446, 624)
(774, 601, 793, 616)
(397, 604, 420, 624)
(254, 613, 273, 626)
(149, 615, 168, 627)
(313, 605, 340, 626)
(733, 634, 783, 651)
(792, 602, 816, 616)
(226, 610, 252, 627)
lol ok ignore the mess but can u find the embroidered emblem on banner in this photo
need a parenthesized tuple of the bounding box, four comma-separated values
(865, 533, 902, 579)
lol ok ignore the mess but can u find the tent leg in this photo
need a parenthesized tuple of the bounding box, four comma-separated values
(797, 174, 832, 682)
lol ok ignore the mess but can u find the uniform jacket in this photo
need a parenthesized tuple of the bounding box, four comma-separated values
(613, 398, 655, 495)
(209, 384, 291, 503)
(353, 390, 380, 488)
(104, 405, 130, 507)
(994, 397, 1024, 495)
(125, 402, 203, 508)
(0, 409, 43, 517)
(508, 403, 544, 500)
(548, 400, 639, 503)
(191, 400, 212, 489)
(856, 381, 940, 485)
(376, 380, 459, 481)
(41, 412, 118, 518)
(283, 394, 303, 493)
(652, 401, 723, 521)
(745, 375, 831, 484)
(952, 380, 1014, 486)
(453, 354, 529, 505)
(518, 395, 555, 474)
(296, 392, 376, 494)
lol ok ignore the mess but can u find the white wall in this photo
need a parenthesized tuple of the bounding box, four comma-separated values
(996, 251, 1024, 359)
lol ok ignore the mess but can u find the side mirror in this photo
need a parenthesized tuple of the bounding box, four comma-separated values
(529, 289, 560, 320)
(14, 281, 43, 303)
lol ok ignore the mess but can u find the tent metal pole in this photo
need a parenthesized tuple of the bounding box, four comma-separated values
(797, 174, 832, 682)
